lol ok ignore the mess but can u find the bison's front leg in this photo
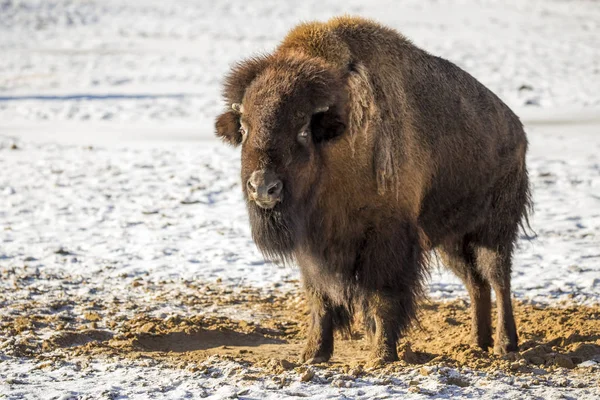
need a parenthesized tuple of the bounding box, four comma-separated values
(300, 290, 335, 364)
(363, 227, 424, 367)
(366, 293, 408, 365)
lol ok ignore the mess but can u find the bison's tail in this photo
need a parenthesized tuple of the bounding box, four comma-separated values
(518, 169, 536, 241)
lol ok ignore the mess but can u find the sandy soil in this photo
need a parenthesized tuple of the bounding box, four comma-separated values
(3, 281, 599, 395)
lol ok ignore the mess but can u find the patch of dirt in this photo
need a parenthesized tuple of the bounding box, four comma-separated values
(3, 285, 600, 383)
(42, 329, 114, 350)
(408, 301, 600, 372)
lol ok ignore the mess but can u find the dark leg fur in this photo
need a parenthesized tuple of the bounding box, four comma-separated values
(301, 222, 425, 366)
(362, 286, 422, 366)
(439, 239, 493, 350)
(471, 171, 524, 354)
(475, 246, 518, 354)
(443, 166, 527, 354)
(300, 290, 352, 363)
(360, 225, 425, 365)
(300, 291, 335, 363)
(366, 293, 404, 364)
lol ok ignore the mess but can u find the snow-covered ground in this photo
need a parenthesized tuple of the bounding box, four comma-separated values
(1, 123, 599, 307)
(1, 0, 600, 398)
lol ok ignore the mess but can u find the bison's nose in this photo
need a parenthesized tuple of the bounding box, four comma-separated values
(247, 170, 283, 209)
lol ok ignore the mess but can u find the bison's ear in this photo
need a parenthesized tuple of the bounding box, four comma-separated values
(216, 56, 269, 145)
(310, 106, 346, 143)
(223, 55, 270, 104)
(215, 110, 242, 146)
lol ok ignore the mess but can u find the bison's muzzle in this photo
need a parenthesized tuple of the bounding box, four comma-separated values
(246, 169, 283, 209)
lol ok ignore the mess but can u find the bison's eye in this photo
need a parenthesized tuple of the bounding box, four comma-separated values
(239, 123, 249, 143)
(297, 128, 310, 145)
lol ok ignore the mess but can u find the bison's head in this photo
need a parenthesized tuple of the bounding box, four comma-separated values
(215, 52, 371, 260)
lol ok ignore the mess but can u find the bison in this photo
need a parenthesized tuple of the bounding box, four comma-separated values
(215, 16, 532, 365)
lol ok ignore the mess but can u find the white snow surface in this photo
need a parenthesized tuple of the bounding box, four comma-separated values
(1, 0, 600, 398)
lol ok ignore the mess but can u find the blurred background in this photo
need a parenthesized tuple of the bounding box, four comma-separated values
(1, 0, 599, 144)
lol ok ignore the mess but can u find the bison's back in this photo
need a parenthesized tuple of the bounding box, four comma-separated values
(396, 54, 529, 244)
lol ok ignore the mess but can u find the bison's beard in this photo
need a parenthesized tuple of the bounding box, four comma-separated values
(246, 201, 300, 264)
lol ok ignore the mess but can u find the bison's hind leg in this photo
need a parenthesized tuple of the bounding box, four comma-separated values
(474, 243, 519, 355)
(470, 171, 528, 355)
(439, 239, 493, 351)
(441, 235, 519, 354)
(300, 290, 351, 364)
(472, 158, 530, 355)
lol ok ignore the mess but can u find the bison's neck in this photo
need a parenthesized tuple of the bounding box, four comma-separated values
(299, 188, 369, 262)
(294, 140, 386, 262)
(297, 171, 421, 270)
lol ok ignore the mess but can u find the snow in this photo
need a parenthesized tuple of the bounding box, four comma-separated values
(1, 0, 600, 398)
(1, 357, 596, 400)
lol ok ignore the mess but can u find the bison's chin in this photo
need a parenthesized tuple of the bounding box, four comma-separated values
(246, 201, 298, 264)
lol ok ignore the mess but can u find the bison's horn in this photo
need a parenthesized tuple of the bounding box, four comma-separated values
(231, 103, 243, 113)
(315, 106, 329, 113)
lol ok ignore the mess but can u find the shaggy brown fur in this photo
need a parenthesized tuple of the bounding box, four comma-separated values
(215, 16, 532, 364)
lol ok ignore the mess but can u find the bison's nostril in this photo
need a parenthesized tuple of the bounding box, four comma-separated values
(247, 170, 282, 207)
(267, 181, 282, 196)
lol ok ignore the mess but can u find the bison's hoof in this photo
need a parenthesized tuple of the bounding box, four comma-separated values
(299, 348, 332, 364)
(366, 357, 394, 370)
(303, 356, 329, 365)
(366, 353, 398, 369)
(470, 333, 493, 351)
(471, 340, 492, 352)
(365, 358, 385, 370)
(493, 343, 519, 356)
